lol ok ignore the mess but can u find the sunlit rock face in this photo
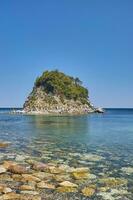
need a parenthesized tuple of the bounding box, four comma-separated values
(23, 70, 96, 114)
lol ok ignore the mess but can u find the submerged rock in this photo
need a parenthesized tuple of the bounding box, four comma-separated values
(98, 192, 115, 200)
(20, 194, 41, 200)
(19, 185, 35, 191)
(12, 174, 22, 181)
(26, 159, 37, 165)
(22, 174, 41, 182)
(0, 166, 7, 174)
(3, 161, 16, 169)
(59, 181, 78, 188)
(0, 185, 12, 194)
(53, 174, 71, 182)
(57, 186, 78, 193)
(110, 188, 129, 195)
(121, 167, 133, 174)
(32, 162, 48, 171)
(72, 172, 91, 180)
(82, 153, 104, 162)
(37, 181, 55, 189)
(98, 186, 110, 192)
(81, 186, 95, 197)
(58, 164, 74, 173)
(70, 167, 90, 173)
(33, 172, 53, 180)
(3, 187, 12, 194)
(0, 174, 13, 182)
(0, 142, 10, 148)
(20, 190, 39, 195)
(7, 164, 28, 174)
(99, 177, 127, 187)
(49, 166, 64, 174)
(1, 192, 21, 199)
(3, 160, 28, 174)
(16, 155, 29, 162)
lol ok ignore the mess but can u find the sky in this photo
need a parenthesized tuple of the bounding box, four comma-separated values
(0, 0, 133, 108)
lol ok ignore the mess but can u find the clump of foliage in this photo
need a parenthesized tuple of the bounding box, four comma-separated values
(35, 70, 89, 102)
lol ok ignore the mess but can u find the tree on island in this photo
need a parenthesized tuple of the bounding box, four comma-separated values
(35, 70, 89, 103)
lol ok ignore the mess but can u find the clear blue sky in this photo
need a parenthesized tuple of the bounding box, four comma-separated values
(0, 0, 133, 108)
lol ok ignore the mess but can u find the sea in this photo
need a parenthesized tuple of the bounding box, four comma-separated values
(0, 108, 133, 199)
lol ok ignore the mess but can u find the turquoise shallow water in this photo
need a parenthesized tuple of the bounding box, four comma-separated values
(1, 108, 133, 154)
(0, 108, 133, 199)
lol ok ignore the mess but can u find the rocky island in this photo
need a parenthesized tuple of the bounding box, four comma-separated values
(23, 70, 101, 114)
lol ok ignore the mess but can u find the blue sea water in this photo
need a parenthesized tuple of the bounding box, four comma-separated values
(0, 108, 133, 199)
(0, 108, 133, 152)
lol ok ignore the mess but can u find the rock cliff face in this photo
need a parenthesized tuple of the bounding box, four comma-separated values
(23, 70, 96, 114)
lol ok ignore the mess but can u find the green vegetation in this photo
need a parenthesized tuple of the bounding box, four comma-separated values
(35, 70, 89, 103)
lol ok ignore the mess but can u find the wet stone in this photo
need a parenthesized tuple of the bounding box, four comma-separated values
(16, 155, 29, 162)
(72, 172, 90, 180)
(20, 194, 41, 200)
(25, 159, 37, 165)
(82, 154, 104, 162)
(8, 165, 28, 174)
(99, 177, 127, 187)
(3, 187, 12, 194)
(0, 174, 13, 182)
(20, 190, 39, 195)
(0, 134, 132, 200)
(121, 167, 133, 174)
(12, 174, 22, 181)
(19, 185, 35, 191)
(0, 166, 7, 174)
(81, 186, 95, 197)
(53, 174, 71, 182)
(49, 166, 64, 174)
(3, 161, 28, 174)
(32, 162, 48, 171)
(22, 174, 41, 182)
(57, 164, 74, 172)
(0, 192, 21, 199)
(0, 185, 12, 194)
(37, 181, 55, 189)
(110, 188, 129, 195)
(3, 161, 16, 169)
(33, 172, 53, 180)
(70, 167, 89, 173)
(97, 191, 115, 200)
(0, 142, 10, 148)
(57, 186, 78, 193)
(98, 186, 110, 192)
(59, 181, 78, 188)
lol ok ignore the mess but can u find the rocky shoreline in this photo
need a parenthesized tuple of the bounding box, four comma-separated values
(23, 88, 96, 115)
(11, 107, 104, 115)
